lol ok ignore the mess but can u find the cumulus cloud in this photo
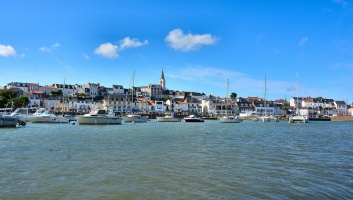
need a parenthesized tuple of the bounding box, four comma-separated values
(165, 29, 219, 51)
(94, 43, 118, 59)
(120, 37, 148, 50)
(39, 43, 60, 52)
(0, 44, 16, 57)
(299, 37, 308, 46)
(94, 37, 148, 59)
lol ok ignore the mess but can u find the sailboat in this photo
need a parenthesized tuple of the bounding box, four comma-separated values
(289, 72, 309, 123)
(258, 74, 278, 122)
(122, 70, 148, 123)
(219, 79, 242, 123)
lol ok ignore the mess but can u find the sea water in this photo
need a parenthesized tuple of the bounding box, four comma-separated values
(1, 120, 352, 199)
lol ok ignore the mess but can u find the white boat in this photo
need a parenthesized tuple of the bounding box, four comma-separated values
(289, 72, 309, 123)
(289, 115, 309, 123)
(10, 108, 30, 122)
(219, 116, 242, 123)
(64, 115, 77, 121)
(258, 74, 278, 123)
(27, 108, 69, 123)
(0, 113, 24, 127)
(218, 80, 241, 123)
(156, 113, 181, 122)
(184, 115, 204, 122)
(122, 114, 148, 123)
(76, 109, 121, 125)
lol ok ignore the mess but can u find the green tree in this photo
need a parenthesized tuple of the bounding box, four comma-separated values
(77, 92, 86, 99)
(230, 92, 237, 100)
(12, 95, 29, 107)
(0, 89, 17, 107)
(51, 89, 62, 96)
(283, 102, 290, 107)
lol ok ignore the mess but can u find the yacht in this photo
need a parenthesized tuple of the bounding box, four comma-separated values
(76, 109, 121, 125)
(219, 115, 242, 123)
(122, 114, 148, 123)
(289, 72, 309, 124)
(0, 113, 23, 127)
(156, 113, 181, 122)
(184, 115, 204, 122)
(27, 109, 69, 123)
(10, 108, 30, 122)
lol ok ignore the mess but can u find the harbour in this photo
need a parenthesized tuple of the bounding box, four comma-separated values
(1, 120, 352, 199)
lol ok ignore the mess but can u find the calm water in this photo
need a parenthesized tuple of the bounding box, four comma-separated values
(1, 120, 353, 199)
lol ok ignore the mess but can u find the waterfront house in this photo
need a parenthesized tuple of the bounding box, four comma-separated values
(82, 83, 99, 98)
(184, 97, 202, 114)
(334, 100, 347, 116)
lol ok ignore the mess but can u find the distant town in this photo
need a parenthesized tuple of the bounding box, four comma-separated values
(1, 70, 353, 118)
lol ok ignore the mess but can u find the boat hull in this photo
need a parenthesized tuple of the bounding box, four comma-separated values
(28, 116, 69, 123)
(0, 115, 19, 127)
(156, 117, 181, 122)
(122, 116, 148, 123)
(289, 116, 309, 123)
(219, 117, 242, 123)
(184, 119, 204, 122)
(76, 116, 122, 125)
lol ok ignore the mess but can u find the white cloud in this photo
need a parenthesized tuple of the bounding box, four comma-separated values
(299, 37, 308, 46)
(94, 43, 118, 59)
(165, 29, 219, 51)
(94, 37, 148, 59)
(82, 53, 90, 60)
(0, 44, 16, 57)
(39, 43, 60, 52)
(120, 37, 148, 50)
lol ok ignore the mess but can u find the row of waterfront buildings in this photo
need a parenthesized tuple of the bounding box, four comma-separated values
(2, 70, 353, 117)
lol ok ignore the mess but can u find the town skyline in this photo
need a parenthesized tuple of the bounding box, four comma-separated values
(1, 0, 353, 103)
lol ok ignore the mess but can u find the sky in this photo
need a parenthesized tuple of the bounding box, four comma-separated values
(1, 0, 353, 103)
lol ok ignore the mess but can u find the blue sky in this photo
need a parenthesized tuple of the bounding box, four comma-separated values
(1, 0, 353, 103)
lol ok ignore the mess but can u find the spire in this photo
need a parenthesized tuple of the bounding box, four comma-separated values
(161, 69, 165, 79)
(160, 69, 166, 90)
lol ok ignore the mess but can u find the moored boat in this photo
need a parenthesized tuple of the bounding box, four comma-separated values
(156, 112, 180, 122)
(10, 108, 30, 122)
(219, 116, 242, 123)
(289, 115, 309, 123)
(76, 109, 121, 125)
(122, 114, 148, 123)
(27, 109, 69, 123)
(184, 115, 204, 122)
(0, 114, 24, 127)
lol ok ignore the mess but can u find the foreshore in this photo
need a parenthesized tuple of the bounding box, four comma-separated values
(240, 116, 353, 122)
(330, 116, 353, 122)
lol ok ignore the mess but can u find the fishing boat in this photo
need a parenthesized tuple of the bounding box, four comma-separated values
(27, 108, 69, 123)
(184, 115, 204, 122)
(76, 109, 121, 125)
(156, 112, 181, 122)
(289, 73, 309, 123)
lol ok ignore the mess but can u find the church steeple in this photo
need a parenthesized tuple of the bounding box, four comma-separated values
(160, 70, 166, 90)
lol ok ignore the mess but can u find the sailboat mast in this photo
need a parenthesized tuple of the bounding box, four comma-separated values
(296, 72, 299, 115)
(264, 74, 267, 115)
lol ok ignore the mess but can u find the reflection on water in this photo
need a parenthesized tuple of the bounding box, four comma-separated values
(1, 121, 353, 199)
